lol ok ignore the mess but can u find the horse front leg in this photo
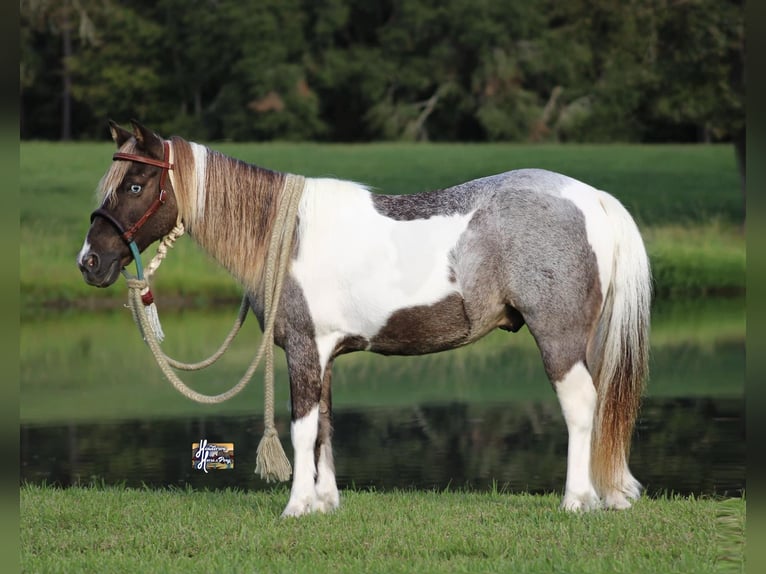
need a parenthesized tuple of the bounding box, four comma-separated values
(282, 343, 323, 518)
(314, 360, 339, 512)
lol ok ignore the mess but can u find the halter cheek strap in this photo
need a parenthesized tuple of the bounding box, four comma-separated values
(90, 189, 168, 243)
(89, 141, 174, 279)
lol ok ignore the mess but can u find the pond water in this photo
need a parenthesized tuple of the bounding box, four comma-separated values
(21, 397, 743, 496)
(20, 298, 745, 497)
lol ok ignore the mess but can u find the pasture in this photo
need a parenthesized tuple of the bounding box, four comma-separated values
(20, 141, 745, 571)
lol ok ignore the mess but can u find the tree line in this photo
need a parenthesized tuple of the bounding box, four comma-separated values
(21, 0, 743, 148)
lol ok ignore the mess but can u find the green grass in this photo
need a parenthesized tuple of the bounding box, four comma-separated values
(645, 222, 746, 298)
(20, 142, 744, 309)
(20, 484, 745, 573)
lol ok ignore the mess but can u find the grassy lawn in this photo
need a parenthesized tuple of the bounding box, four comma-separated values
(20, 142, 744, 309)
(20, 484, 745, 574)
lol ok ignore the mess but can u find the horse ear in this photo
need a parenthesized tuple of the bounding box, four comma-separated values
(130, 119, 164, 160)
(108, 120, 133, 148)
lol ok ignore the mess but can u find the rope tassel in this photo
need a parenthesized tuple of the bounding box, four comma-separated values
(255, 429, 292, 483)
(141, 288, 165, 342)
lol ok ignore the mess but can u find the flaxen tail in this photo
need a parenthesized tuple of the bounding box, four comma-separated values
(589, 191, 651, 501)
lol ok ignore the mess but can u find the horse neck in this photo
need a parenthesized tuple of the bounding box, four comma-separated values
(169, 137, 287, 295)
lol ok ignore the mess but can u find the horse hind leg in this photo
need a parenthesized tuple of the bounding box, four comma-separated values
(314, 361, 340, 513)
(536, 327, 640, 512)
(552, 359, 601, 511)
(524, 303, 601, 511)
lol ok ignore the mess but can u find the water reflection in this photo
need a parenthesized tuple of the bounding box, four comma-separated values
(21, 397, 744, 497)
(20, 305, 745, 423)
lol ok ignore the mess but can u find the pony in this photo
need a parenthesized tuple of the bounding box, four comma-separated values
(78, 120, 651, 517)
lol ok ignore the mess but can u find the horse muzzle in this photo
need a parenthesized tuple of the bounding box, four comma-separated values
(77, 249, 123, 288)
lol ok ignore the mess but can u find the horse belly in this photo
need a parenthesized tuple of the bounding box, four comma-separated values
(368, 292, 472, 356)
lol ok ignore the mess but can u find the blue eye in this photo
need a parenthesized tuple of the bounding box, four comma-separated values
(129, 184, 142, 194)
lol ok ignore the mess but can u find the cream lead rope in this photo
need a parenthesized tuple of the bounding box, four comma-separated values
(126, 174, 306, 483)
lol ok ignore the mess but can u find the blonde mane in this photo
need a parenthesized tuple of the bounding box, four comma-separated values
(168, 136, 287, 294)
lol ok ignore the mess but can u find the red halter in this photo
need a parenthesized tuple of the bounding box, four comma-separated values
(90, 141, 174, 244)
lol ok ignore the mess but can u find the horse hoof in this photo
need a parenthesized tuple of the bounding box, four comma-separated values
(313, 490, 340, 514)
(561, 492, 602, 512)
(604, 491, 634, 510)
(281, 501, 314, 518)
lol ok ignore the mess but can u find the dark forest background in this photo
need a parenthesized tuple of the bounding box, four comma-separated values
(21, 0, 743, 150)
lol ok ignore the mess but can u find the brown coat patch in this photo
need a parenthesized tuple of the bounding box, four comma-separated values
(369, 293, 471, 355)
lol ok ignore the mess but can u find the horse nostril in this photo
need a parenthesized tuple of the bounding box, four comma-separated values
(80, 252, 99, 272)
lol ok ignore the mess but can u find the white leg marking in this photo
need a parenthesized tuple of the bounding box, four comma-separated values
(314, 442, 340, 513)
(282, 406, 319, 518)
(556, 362, 601, 512)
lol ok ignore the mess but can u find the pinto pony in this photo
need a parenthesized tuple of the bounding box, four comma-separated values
(78, 121, 651, 516)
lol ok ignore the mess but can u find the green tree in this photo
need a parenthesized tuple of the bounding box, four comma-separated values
(650, 0, 745, 195)
(19, 0, 744, 151)
(157, 0, 241, 139)
(20, 0, 100, 139)
(210, 0, 325, 141)
(302, 0, 388, 140)
(536, 0, 661, 142)
(66, 2, 167, 136)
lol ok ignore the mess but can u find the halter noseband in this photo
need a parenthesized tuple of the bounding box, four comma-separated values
(90, 141, 173, 245)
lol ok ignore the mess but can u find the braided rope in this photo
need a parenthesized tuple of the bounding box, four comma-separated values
(129, 221, 250, 369)
(126, 173, 305, 482)
(139, 222, 185, 343)
(145, 222, 185, 280)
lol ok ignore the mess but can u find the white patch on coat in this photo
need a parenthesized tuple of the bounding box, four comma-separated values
(77, 239, 92, 266)
(290, 178, 474, 344)
(559, 181, 615, 303)
(555, 361, 601, 512)
(315, 333, 342, 380)
(282, 406, 319, 517)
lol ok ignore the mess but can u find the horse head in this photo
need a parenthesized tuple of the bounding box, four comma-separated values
(77, 120, 180, 287)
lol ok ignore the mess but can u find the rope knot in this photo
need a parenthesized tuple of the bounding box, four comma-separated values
(126, 277, 149, 291)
